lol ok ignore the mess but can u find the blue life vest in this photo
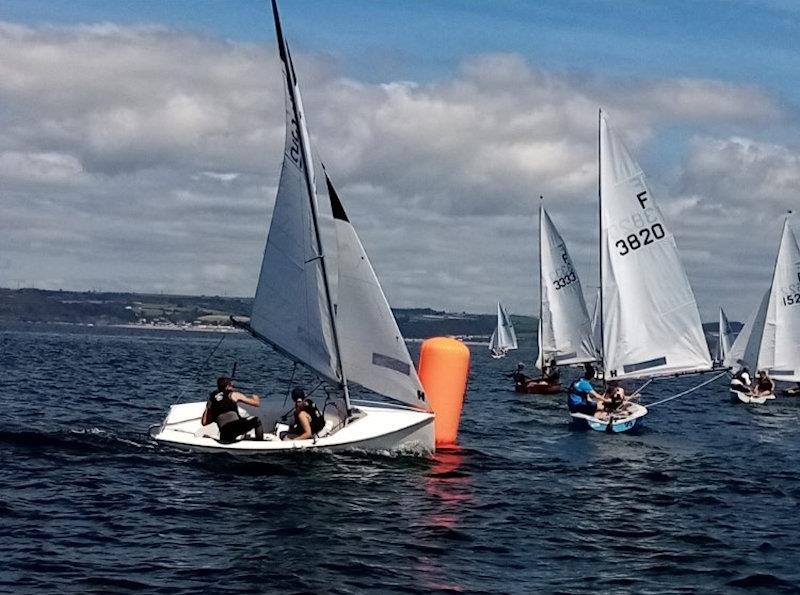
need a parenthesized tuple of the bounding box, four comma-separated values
(567, 378, 591, 407)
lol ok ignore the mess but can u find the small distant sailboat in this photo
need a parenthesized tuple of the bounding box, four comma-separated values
(489, 302, 518, 359)
(714, 307, 734, 367)
(151, 0, 435, 453)
(571, 111, 712, 432)
(724, 212, 800, 404)
(530, 200, 597, 394)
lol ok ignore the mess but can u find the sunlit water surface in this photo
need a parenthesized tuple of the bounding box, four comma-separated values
(1, 324, 799, 594)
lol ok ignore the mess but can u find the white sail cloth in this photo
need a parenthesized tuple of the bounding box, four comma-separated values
(536, 208, 597, 368)
(250, 3, 428, 409)
(599, 114, 711, 380)
(725, 218, 800, 381)
(327, 176, 427, 409)
(490, 302, 518, 355)
(250, 55, 338, 384)
(715, 307, 734, 363)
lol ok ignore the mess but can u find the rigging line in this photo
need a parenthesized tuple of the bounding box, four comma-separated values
(630, 378, 654, 397)
(646, 371, 728, 408)
(171, 333, 227, 407)
(282, 362, 298, 407)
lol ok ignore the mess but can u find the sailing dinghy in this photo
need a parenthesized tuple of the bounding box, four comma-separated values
(151, 1, 435, 454)
(530, 201, 598, 394)
(724, 213, 800, 404)
(571, 112, 712, 432)
(489, 302, 518, 359)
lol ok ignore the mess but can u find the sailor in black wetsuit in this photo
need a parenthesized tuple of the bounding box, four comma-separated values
(202, 376, 264, 443)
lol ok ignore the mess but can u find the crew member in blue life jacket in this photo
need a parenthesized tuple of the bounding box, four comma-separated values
(202, 376, 264, 443)
(283, 387, 326, 440)
(567, 364, 605, 416)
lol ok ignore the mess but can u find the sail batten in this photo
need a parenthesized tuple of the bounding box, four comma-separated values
(599, 114, 711, 380)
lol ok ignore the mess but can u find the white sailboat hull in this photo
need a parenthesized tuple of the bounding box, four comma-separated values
(151, 402, 435, 454)
(729, 389, 775, 404)
(570, 402, 648, 433)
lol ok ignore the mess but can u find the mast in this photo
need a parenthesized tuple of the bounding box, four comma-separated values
(539, 195, 544, 370)
(271, 0, 351, 409)
(597, 109, 605, 380)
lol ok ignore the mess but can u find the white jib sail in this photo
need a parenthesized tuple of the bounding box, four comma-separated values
(538, 208, 597, 366)
(600, 113, 711, 380)
(724, 289, 770, 373)
(249, 21, 339, 384)
(326, 175, 428, 410)
(715, 307, 733, 363)
(491, 302, 518, 355)
(763, 218, 800, 381)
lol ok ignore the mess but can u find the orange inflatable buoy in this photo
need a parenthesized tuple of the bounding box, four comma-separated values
(417, 337, 470, 446)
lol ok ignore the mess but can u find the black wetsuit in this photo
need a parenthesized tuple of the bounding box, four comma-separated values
(207, 391, 263, 444)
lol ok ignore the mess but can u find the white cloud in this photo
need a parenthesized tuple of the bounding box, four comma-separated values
(0, 21, 796, 322)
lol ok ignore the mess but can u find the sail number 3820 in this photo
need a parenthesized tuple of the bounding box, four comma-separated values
(615, 223, 665, 256)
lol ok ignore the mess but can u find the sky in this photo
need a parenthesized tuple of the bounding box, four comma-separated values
(1, 0, 799, 322)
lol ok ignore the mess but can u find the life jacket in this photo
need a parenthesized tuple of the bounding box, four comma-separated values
(290, 400, 326, 436)
(305, 399, 326, 434)
(207, 391, 239, 428)
(568, 379, 590, 399)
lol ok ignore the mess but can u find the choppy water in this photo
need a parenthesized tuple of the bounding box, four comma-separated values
(1, 323, 800, 594)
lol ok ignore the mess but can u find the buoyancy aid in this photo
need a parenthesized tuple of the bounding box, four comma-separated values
(207, 391, 239, 427)
(289, 400, 326, 436)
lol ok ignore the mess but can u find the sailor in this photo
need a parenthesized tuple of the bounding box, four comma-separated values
(284, 387, 326, 440)
(201, 376, 264, 443)
(566, 364, 605, 417)
(729, 367, 752, 395)
(602, 383, 626, 411)
(543, 358, 560, 384)
(510, 363, 532, 392)
(753, 370, 775, 397)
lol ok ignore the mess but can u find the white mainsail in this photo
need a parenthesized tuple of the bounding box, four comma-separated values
(326, 174, 428, 410)
(536, 207, 597, 368)
(726, 217, 800, 381)
(599, 113, 711, 380)
(490, 302, 518, 357)
(724, 290, 769, 373)
(249, 11, 340, 384)
(715, 307, 734, 364)
(768, 217, 800, 381)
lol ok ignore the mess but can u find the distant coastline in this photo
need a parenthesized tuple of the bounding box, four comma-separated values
(0, 287, 531, 341)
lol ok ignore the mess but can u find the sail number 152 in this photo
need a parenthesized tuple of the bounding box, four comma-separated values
(615, 223, 665, 256)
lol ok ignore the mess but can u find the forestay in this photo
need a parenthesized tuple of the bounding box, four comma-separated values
(490, 302, 518, 355)
(599, 114, 711, 380)
(327, 175, 428, 410)
(536, 208, 597, 368)
(249, 14, 339, 384)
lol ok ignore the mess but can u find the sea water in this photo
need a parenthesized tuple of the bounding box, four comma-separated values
(1, 323, 799, 594)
